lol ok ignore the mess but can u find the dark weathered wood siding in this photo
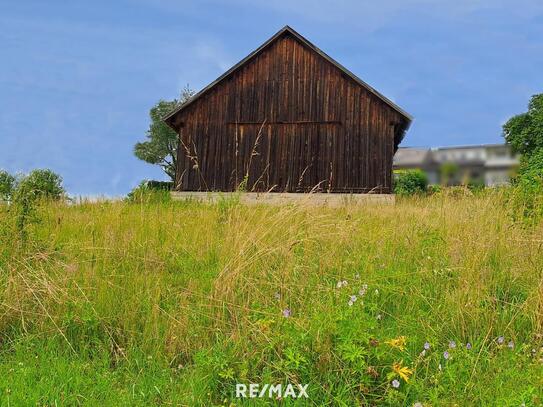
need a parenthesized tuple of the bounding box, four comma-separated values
(170, 32, 407, 193)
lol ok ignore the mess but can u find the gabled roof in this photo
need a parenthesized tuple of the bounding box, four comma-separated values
(164, 25, 412, 132)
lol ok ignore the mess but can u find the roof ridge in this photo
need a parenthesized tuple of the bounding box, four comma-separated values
(163, 26, 412, 127)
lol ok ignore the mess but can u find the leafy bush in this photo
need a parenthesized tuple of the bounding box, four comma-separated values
(0, 170, 15, 201)
(515, 148, 543, 191)
(467, 179, 485, 192)
(126, 180, 172, 203)
(9, 169, 64, 244)
(14, 169, 65, 201)
(503, 94, 543, 156)
(509, 148, 543, 222)
(393, 170, 428, 196)
(503, 94, 543, 222)
(427, 184, 442, 195)
(145, 180, 173, 190)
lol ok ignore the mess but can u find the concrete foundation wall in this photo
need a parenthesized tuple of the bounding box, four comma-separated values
(171, 192, 395, 207)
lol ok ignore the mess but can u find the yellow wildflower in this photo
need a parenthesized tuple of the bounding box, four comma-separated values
(385, 336, 407, 351)
(392, 361, 414, 382)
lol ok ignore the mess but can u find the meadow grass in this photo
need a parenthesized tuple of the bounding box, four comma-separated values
(0, 191, 542, 406)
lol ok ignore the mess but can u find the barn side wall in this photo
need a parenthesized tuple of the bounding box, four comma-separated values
(175, 33, 403, 193)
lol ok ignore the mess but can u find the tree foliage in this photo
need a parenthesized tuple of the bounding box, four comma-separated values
(9, 169, 65, 244)
(0, 170, 15, 201)
(14, 169, 65, 201)
(503, 94, 543, 156)
(516, 148, 543, 191)
(134, 86, 195, 181)
(503, 94, 543, 222)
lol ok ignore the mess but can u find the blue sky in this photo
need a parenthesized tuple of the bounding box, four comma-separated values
(1, 0, 542, 196)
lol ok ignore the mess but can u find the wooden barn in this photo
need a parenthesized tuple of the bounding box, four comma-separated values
(164, 26, 412, 194)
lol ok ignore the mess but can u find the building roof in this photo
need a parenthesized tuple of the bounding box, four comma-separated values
(429, 143, 507, 151)
(163, 25, 412, 138)
(393, 148, 433, 167)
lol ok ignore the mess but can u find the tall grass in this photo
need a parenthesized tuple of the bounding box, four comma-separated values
(0, 191, 542, 405)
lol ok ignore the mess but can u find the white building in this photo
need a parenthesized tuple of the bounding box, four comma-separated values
(393, 144, 519, 186)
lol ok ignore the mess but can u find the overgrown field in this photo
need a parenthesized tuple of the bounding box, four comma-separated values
(0, 192, 542, 406)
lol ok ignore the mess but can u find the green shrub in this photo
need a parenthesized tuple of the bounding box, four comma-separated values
(509, 148, 543, 222)
(0, 170, 15, 201)
(467, 179, 486, 193)
(14, 169, 65, 201)
(9, 170, 65, 244)
(427, 184, 443, 195)
(126, 180, 172, 203)
(393, 170, 428, 196)
(145, 180, 173, 190)
(515, 148, 543, 191)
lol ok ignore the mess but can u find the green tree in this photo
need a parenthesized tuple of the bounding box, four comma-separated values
(503, 94, 543, 222)
(11, 169, 65, 244)
(134, 86, 195, 181)
(503, 94, 543, 157)
(14, 169, 65, 201)
(0, 170, 15, 201)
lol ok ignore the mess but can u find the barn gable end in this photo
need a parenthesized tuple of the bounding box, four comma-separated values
(165, 26, 412, 193)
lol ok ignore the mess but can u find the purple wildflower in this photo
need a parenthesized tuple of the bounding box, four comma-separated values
(443, 351, 450, 360)
(449, 341, 456, 349)
(497, 336, 505, 344)
(392, 379, 400, 388)
(424, 342, 431, 350)
(282, 308, 291, 318)
(350, 295, 357, 303)
(508, 340, 514, 349)
(466, 342, 472, 350)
